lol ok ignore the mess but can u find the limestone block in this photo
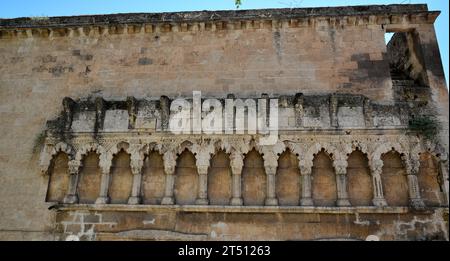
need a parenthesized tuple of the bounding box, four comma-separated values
(71, 112, 96, 132)
(337, 106, 365, 127)
(103, 110, 129, 131)
(303, 105, 330, 128)
(373, 115, 401, 127)
(135, 111, 157, 130)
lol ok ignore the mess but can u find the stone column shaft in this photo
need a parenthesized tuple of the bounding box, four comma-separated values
(63, 162, 80, 204)
(230, 167, 243, 206)
(407, 174, 425, 208)
(128, 166, 143, 205)
(334, 163, 351, 207)
(161, 173, 175, 205)
(95, 170, 111, 204)
(195, 168, 209, 205)
(336, 173, 351, 207)
(300, 167, 313, 206)
(161, 152, 176, 205)
(265, 167, 278, 206)
(371, 172, 387, 207)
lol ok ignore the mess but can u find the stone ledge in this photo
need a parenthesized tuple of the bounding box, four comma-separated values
(53, 204, 448, 214)
(0, 5, 440, 40)
(45, 128, 415, 140)
(0, 4, 432, 28)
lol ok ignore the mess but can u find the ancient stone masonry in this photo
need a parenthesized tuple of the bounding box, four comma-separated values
(0, 4, 448, 241)
(38, 91, 449, 240)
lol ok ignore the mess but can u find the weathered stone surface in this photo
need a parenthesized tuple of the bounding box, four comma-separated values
(103, 110, 129, 132)
(71, 112, 96, 132)
(0, 4, 448, 241)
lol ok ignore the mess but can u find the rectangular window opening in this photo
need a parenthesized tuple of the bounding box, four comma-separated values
(385, 30, 429, 87)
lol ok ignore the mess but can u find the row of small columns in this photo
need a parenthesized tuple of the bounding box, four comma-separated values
(62, 151, 427, 208)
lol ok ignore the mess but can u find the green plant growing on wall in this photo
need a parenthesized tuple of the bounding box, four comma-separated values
(408, 116, 441, 142)
(235, 0, 242, 9)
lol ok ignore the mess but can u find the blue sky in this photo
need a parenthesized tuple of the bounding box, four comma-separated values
(0, 0, 448, 86)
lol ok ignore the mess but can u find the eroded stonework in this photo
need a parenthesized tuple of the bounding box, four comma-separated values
(0, 4, 448, 240)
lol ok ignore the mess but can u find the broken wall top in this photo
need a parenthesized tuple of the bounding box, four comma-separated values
(0, 4, 439, 29)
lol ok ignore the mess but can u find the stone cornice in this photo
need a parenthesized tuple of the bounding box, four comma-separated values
(0, 4, 440, 39)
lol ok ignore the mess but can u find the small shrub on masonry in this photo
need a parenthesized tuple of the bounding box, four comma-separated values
(408, 116, 440, 141)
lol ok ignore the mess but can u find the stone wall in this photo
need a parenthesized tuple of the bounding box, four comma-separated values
(53, 207, 448, 241)
(0, 4, 448, 240)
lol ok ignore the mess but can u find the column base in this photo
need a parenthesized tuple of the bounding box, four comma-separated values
(230, 197, 243, 206)
(372, 198, 387, 207)
(336, 199, 351, 207)
(63, 194, 78, 204)
(195, 198, 209, 205)
(300, 198, 313, 206)
(127, 196, 142, 205)
(95, 196, 110, 204)
(265, 197, 278, 206)
(410, 198, 425, 209)
(161, 196, 174, 205)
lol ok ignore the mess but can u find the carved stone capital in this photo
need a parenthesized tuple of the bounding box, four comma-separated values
(99, 156, 112, 175)
(197, 165, 209, 175)
(264, 165, 277, 176)
(334, 166, 347, 175)
(333, 160, 348, 175)
(163, 151, 176, 175)
(68, 160, 80, 175)
(370, 159, 384, 176)
(230, 151, 244, 173)
(299, 164, 312, 176)
(130, 159, 143, 175)
(406, 159, 420, 176)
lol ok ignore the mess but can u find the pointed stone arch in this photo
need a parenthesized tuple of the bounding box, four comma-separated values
(141, 143, 165, 204)
(174, 148, 198, 205)
(371, 141, 409, 169)
(242, 148, 266, 206)
(380, 149, 409, 206)
(40, 142, 74, 174)
(109, 147, 133, 204)
(46, 151, 70, 202)
(311, 149, 337, 206)
(346, 148, 373, 206)
(208, 149, 232, 205)
(77, 150, 102, 204)
(276, 148, 301, 206)
(304, 142, 343, 174)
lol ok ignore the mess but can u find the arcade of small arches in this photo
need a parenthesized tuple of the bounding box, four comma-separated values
(40, 135, 449, 209)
